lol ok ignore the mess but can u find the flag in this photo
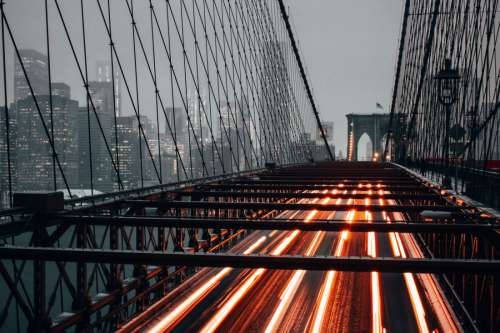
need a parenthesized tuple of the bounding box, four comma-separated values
(376, 103, 383, 109)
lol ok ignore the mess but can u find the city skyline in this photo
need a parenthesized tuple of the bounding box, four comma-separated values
(1, 46, 328, 205)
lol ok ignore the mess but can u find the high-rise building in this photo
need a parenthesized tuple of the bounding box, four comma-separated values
(164, 107, 186, 179)
(14, 49, 49, 102)
(15, 92, 79, 192)
(51, 82, 71, 99)
(187, 90, 209, 178)
(78, 81, 114, 192)
(317, 121, 334, 143)
(0, 106, 16, 208)
(96, 60, 121, 117)
(260, 41, 292, 162)
(112, 116, 140, 190)
(158, 132, 178, 182)
(218, 101, 252, 172)
(109, 114, 160, 190)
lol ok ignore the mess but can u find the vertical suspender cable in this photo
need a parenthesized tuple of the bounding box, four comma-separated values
(276, 0, 334, 161)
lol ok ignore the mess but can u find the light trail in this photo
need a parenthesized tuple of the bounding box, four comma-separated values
(145, 198, 315, 333)
(127, 169, 465, 333)
(384, 207, 430, 333)
(146, 236, 268, 333)
(200, 267, 267, 333)
(402, 232, 459, 333)
(263, 196, 337, 333)
(366, 209, 384, 333)
(390, 211, 459, 333)
(199, 197, 330, 333)
(263, 231, 325, 333)
(310, 206, 355, 333)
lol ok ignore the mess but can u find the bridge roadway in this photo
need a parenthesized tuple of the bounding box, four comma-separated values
(121, 183, 461, 333)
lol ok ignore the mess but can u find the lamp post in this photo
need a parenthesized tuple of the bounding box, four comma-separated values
(434, 58, 460, 188)
(466, 108, 477, 167)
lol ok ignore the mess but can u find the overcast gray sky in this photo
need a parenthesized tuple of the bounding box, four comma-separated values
(287, 0, 403, 155)
(2, 0, 404, 158)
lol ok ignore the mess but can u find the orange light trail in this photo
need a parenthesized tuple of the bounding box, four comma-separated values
(263, 231, 325, 333)
(145, 198, 312, 333)
(401, 232, 459, 333)
(366, 209, 384, 333)
(310, 207, 355, 332)
(200, 197, 329, 333)
(146, 236, 268, 333)
(200, 267, 266, 333)
(385, 209, 430, 333)
(371, 270, 383, 333)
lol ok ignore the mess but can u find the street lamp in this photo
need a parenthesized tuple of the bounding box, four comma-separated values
(434, 58, 460, 188)
(466, 108, 477, 137)
(465, 108, 477, 168)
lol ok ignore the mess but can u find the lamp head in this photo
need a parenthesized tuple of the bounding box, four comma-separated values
(434, 59, 460, 106)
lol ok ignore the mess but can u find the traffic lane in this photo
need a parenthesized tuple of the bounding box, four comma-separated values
(193, 210, 338, 332)
(252, 211, 342, 333)
(388, 206, 460, 333)
(142, 208, 309, 332)
(376, 214, 420, 333)
(208, 231, 323, 332)
(161, 209, 322, 332)
(320, 212, 371, 332)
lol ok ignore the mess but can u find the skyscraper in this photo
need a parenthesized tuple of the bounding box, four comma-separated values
(112, 116, 141, 190)
(51, 82, 71, 99)
(14, 49, 49, 102)
(260, 41, 292, 162)
(78, 81, 115, 192)
(165, 106, 187, 177)
(218, 101, 252, 172)
(316, 121, 334, 144)
(0, 106, 16, 208)
(96, 60, 121, 117)
(187, 90, 209, 177)
(15, 92, 79, 192)
(11, 50, 80, 195)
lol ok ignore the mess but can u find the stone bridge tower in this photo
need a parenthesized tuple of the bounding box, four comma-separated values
(346, 113, 391, 161)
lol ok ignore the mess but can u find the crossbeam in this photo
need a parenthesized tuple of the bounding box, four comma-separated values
(234, 179, 420, 185)
(123, 200, 465, 213)
(0, 246, 497, 274)
(199, 184, 433, 192)
(57, 216, 497, 235)
(173, 190, 442, 201)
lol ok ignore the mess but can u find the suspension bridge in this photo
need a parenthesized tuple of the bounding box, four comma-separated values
(0, 0, 499, 332)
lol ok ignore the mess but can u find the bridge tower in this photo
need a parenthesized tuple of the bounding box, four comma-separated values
(346, 113, 390, 161)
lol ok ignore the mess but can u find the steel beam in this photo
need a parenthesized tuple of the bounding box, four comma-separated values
(0, 246, 497, 274)
(173, 190, 442, 201)
(233, 179, 420, 185)
(57, 216, 498, 235)
(122, 200, 465, 213)
(199, 184, 433, 192)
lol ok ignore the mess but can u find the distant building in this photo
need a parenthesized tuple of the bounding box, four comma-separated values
(0, 106, 16, 208)
(337, 149, 345, 160)
(15, 93, 79, 191)
(218, 101, 253, 172)
(158, 132, 178, 182)
(96, 60, 121, 116)
(78, 81, 115, 192)
(293, 132, 334, 162)
(14, 49, 49, 102)
(163, 107, 187, 180)
(51, 82, 71, 99)
(317, 121, 334, 143)
(185, 90, 210, 178)
(112, 116, 141, 190)
(260, 41, 293, 162)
